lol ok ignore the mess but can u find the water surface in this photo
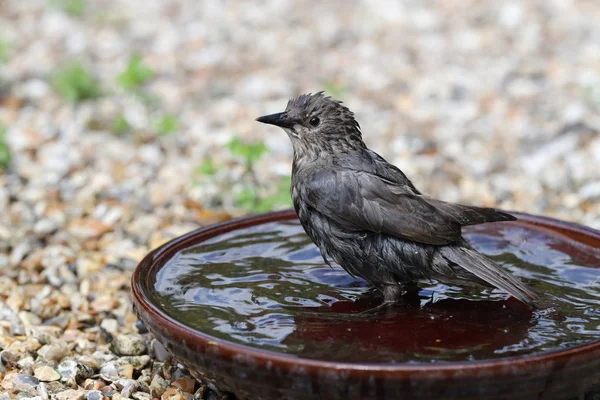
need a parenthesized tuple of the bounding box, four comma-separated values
(154, 220, 600, 363)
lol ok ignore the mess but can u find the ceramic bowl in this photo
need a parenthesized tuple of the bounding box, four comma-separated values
(132, 210, 600, 400)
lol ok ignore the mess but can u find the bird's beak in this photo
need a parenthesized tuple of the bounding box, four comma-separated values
(255, 112, 295, 128)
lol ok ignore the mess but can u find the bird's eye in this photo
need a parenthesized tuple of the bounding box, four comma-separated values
(309, 117, 320, 127)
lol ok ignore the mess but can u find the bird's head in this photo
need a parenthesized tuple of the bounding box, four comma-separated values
(256, 92, 364, 157)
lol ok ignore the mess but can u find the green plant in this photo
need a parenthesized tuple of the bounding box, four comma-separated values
(117, 54, 154, 92)
(0, 123, 11, 171)
(0, 39, 11, 64)
(195, 157, 218, 176)
(226, 136, 268, 165)
(586, 86, 600, 114)
(234, 176, 291, 213)
(154, 113, 179, 136)
(50, 0, 85, 17)
(195, 136, 292, 213)
(51, 62, 102, 103)
(111, 114, 130, 135)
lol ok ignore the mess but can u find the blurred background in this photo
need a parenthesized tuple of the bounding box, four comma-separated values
(0, 0, 599, 397)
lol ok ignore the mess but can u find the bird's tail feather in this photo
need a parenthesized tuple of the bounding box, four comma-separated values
(442, 246, 538, 308)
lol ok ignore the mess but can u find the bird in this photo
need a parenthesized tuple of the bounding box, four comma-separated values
(255, 92, 538, 308)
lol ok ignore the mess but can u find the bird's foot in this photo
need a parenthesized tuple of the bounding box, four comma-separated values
(356, 285, 421, 316)
(356, 301, 396, 316)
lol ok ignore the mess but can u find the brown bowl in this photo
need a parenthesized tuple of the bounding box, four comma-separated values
(132, 210, 600, 400)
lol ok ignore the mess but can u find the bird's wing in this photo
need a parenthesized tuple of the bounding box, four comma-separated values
(305, 169, 515, 246)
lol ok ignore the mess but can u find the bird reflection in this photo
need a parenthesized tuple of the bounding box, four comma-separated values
(282, 289, 535, 363)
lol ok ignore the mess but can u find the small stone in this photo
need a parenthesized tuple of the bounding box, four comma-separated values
(99, 362, 119, 382)
(57, 359, 93, 383)
(161, 388, 186, 400)
(42, 381, 67, 395)
(114, 378, 138, 397)
(86, 391, 103, 400)
(150, 374, 169, 397)
(151, 340, 171, 362)
(110, 334, 147, 356)
(67, 218, 111, 240)
(54, 389, 85, 400)
(83, 379, 106, 391)
(171, 377, 196, 394)
(30, 327, 59, 345)
(118, 364, 134, 379)
(17, 355, 35, 371)
(134, 320, 148, 334)
(132, 392, 152, 400)
(116, 355, 151, 371)
(193, 385, 208, 400)
(34, 366, 61, 382)
(90, 295, 119, 313)
(100, 385, 116, 397)
(75, 355, 101, 371)
(37, 382, 49, 400)
(37, 343, 68, 363)
(100, 318, 119, 334)
(9, 338, 42, 353)
(8, 374, 40, 396)
(1, 349, 23, 368)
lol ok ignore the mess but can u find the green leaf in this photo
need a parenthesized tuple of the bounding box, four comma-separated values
(195, 157, 218, 176)
(234, 186, 258, 211)
(254, 176, 292, 212)
(226, 137, 268, 164)
(51, 62, 103, 103)
(0, 39, 11, 64)
(117, 54, 155, 92)
(111, 114, 130, 135)
(0, 123, 11, 171)
(50, 0, 85, 16)
(233, 176, 292, 214)
(154, 113, 180, 136)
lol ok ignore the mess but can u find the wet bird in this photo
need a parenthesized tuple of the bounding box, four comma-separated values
(256, 92, 538, 307)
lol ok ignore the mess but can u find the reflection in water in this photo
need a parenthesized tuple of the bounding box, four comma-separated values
(153, 220, 600, 363)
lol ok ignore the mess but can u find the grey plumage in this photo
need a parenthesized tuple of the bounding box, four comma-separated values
(256, 92, 538, 307)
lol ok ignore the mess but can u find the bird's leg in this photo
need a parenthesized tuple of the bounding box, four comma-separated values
(357, 284, 419, 316)
(382, 284, 406, 303)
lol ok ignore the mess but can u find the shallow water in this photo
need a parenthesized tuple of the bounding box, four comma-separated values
(154, 220, 600, 363)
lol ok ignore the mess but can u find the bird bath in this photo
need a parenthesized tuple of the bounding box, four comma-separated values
(132, 210, 600, 399)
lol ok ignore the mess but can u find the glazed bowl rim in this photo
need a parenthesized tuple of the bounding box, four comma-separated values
(132, 209, 600, 374)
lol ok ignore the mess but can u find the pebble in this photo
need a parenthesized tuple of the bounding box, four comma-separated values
(37, 344, 68, 363)
(117, 355, 151, 370)
(100, 318, 119, 334)
(113, 378, 139, 397)
(57, 359, 94, 383)
(53, 389, 86, 400)
(37, 382, 49, 400)
(150, 374, 170, 397)
(33, 366, 61, 382)
(171, 377, 196, 393)
(11, 374, 40, 395)
(99, 362, 120, 382)
(85, 391, 103, 400)
(132, 392, 152, 400)
(110, 334, 148, 356)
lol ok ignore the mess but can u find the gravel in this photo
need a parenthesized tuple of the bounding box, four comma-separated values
(1, 0, 599, 399)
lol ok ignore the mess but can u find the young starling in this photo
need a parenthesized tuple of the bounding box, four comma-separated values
(256, 92, 538, 307)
